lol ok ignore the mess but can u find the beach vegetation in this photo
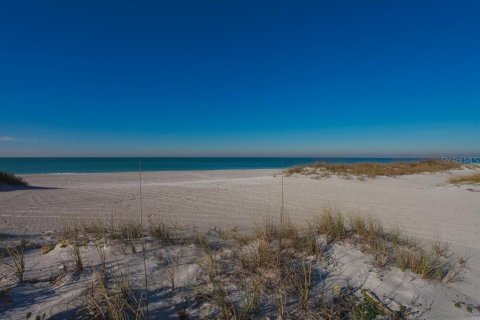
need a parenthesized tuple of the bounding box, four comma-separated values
(0, 171, 28, 186)
(4, 208, 468, 318)
(78, 264, 143, 320)
(81, 219, 108, 240)
(149, 220, 170, 241)
(449, 173, 480, 185)
(1, 242, 26, 282)
(314, 207, 347, 242)
(41, 244, 56, 254)
(71, 238, 84, 273)
(114, 219, 143, 240)
(286, 159, 462, 178)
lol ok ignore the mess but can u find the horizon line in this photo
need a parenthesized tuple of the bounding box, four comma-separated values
(0, 154, 478, 158)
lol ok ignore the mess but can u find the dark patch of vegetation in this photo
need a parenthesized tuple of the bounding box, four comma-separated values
(0, 171, 28, 186)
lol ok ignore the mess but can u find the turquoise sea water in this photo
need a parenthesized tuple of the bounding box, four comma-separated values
(0, 157, 423, 174)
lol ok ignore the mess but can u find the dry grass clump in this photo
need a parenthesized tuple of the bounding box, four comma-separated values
(349, 215, 384, 241)
(348, 215, 392, 266)
(253, 215, 281, 242)
(311, 211, 467, 282)
(193, 217, 402, 319)
(69, 232, 84, 273)
(197, 244, 237, 319)
(449, 173, 480, 185)
(62, 220, 148, 318)
(1, 242, 26, 282)
(292, 260, 313, 310)
(81, 219, 109, 240)
(0, 171, 28, 186)
(314, 208, 347, 243)
(41, 244, 56, 254)
(149, 221, 170, 241)
(197, 229, 318, 319)
(286, 159, 461, 177)
(313, 287, 399, 319)
(395, 245, 467, 283)
(114, 219, 143, 240)
(77, 267, 144, 319)
(59, 225, 86, 272)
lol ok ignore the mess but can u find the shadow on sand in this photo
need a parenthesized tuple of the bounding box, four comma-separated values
(0, 184, 61, 192)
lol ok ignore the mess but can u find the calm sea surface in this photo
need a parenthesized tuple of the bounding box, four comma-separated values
(0, 157, 423, 174)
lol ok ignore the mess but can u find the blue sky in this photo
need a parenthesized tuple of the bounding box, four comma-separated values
(0, 1, 479, 156)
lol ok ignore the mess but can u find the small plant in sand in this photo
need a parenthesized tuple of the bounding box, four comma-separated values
(95, 242, 108, 279)
(149, 220, 170, 241)
(314, 208, 347, 243)
(67, 230, 84, 273)
(348, 214, 391, 267)
(298, 261, 313, 310)
(239, 279, 261, 319)
(112, 219, 143, 253)
(202, 245, 236, 319)
(41, 243, 56, 255)
(115, 219, 143, 240)
(449, 173, 480, 185)
(71, 241, 84, 273)
(1, 242, 26, 282)
(395, 245, 467, 282)
(311, 287, 395, 319)
(305, 226, 318, 256)
(60, 224, 79, 242)
(25, 312, 46, 320)
(81, 219, 108, 240)
(78, 263, 144, 320)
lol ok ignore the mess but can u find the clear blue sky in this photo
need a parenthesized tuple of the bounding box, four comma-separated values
(0, 1, 479, 157)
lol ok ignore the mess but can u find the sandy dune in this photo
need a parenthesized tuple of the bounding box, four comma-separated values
(1, 168, 479, 318)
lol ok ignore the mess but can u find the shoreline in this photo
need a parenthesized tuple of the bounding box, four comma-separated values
(1, 156, 431, 175)
(18, 168, 281, 177)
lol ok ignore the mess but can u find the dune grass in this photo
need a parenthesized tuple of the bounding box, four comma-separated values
(449, 173, 480, 185)
(0, 171, 28, 186)
(78, 264, 143, 319)
(13, 209, 464, 319)
(313, 209, 465, 282)
(1, 243, 25, 282)
(313, 207, 347, 242)
(286, 159, 461, 177)
(73, 210, 465, 285)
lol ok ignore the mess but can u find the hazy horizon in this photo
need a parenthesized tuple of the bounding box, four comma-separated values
(0, 153, 477, 158)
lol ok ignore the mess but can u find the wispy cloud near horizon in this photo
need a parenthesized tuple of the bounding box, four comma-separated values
(0, 136, 15, 142)
(0, 136, 47, 142)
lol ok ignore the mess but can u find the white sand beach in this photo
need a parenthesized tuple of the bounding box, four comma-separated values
(1, 168, 479, 319)
(2, 169, 479, 245)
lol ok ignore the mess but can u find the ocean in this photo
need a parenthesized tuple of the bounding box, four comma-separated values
(0, 157, 426, 174)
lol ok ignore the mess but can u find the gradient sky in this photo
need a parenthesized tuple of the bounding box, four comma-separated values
(0, 1, 479, 157)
